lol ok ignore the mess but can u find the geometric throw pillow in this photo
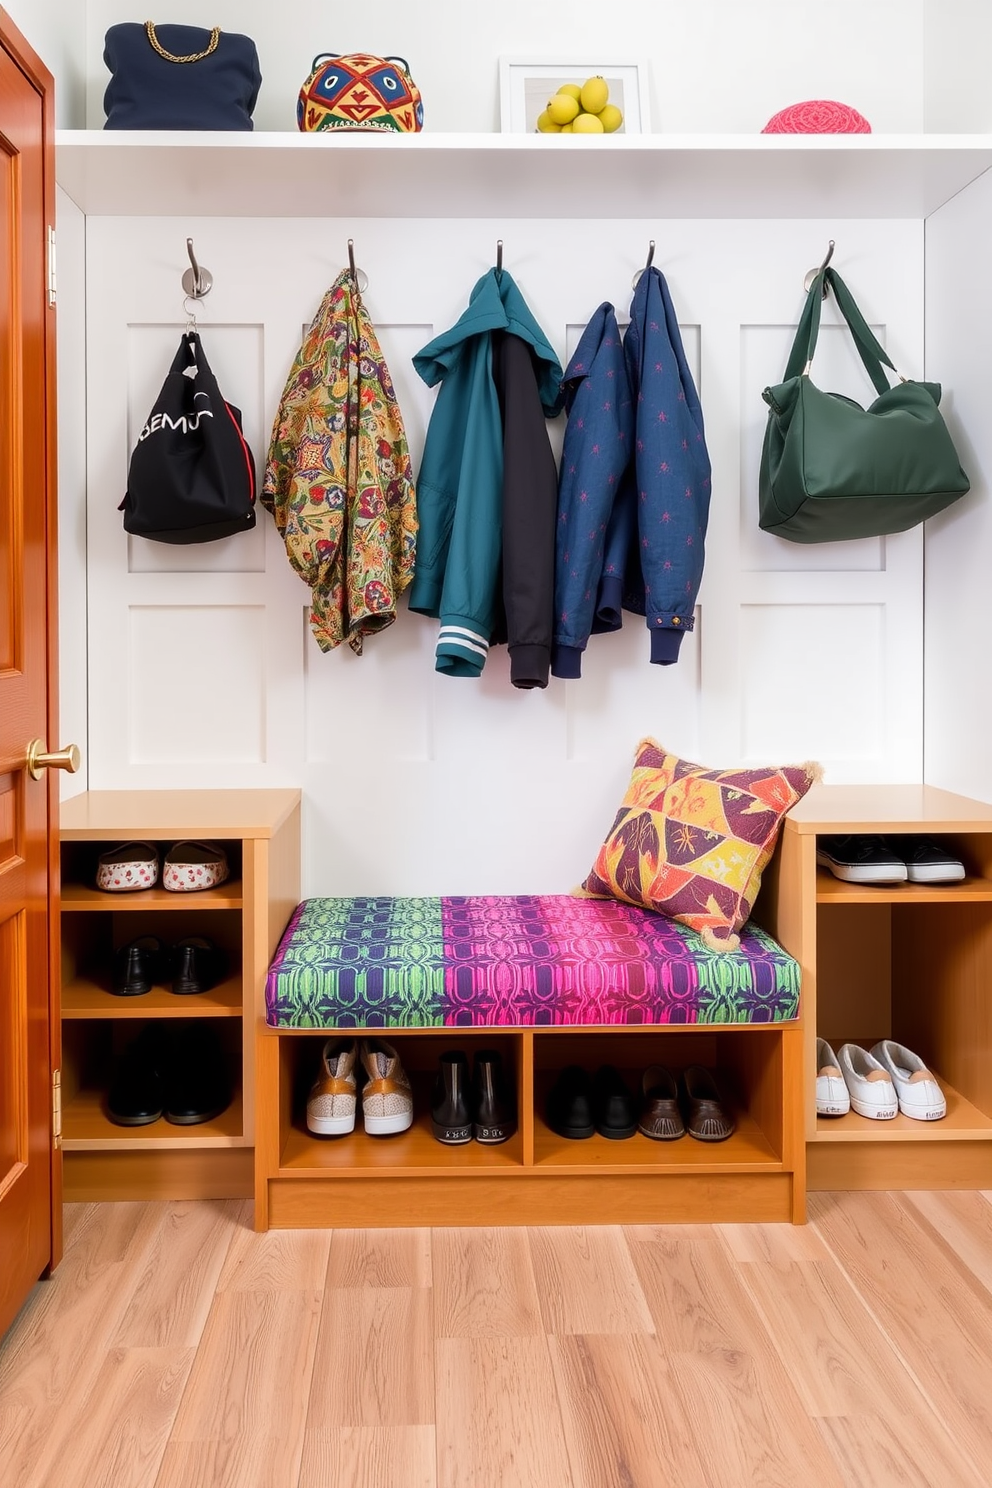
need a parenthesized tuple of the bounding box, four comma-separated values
(579, 738, 820, 950)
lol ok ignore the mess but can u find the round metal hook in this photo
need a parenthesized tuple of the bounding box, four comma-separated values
(632, 239, 657, 289)
(181, 237, 212, 300)
(804, 239, 836, 297)
(346, 239, 368, 294)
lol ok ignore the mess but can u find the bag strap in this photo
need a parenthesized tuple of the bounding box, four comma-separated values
(783, 267, 905, 397)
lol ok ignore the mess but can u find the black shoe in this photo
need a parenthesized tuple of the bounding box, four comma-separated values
(816, 835, 907, 884)
(163, 1024, 231, 1126)
(111, 935, 166, 996)
(546, 1065, 595, 1140)
(432, 1051, 472, 1144)
(593, 1064, 637, 1140)
(888, 835, 966, 885)
(171, 936, 223, 995)
(472, 1049, 515, 1145)
(107, 1026, 165, 1125)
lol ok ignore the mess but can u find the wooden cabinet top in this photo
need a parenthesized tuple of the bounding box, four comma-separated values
(785, 783, 992, 835)
(59, 788, 301, 840)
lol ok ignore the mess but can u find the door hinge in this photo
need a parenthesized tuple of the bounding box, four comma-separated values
(47, 226, 57, 307)
(52, 1068, 62, 1149)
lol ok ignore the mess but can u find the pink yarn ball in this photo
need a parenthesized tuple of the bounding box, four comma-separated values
(762, 100, 871, 134)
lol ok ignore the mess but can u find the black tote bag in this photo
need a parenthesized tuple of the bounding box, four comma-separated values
(121, 332, 257, 544)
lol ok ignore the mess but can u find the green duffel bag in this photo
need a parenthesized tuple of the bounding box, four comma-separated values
(759, 266, 970, 543)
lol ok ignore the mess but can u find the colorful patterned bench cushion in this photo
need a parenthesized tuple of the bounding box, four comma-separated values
(265, 895, 799, 1029)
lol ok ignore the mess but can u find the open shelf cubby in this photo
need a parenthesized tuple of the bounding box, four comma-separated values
(256, 1022, 802, 1229)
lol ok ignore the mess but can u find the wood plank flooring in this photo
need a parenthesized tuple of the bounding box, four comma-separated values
(4, 1193, 992, 1486)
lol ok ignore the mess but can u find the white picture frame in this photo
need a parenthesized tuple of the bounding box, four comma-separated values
(498, 57, 650, 135)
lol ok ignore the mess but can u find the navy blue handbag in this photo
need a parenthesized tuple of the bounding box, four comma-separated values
(103, 22, 261, 131)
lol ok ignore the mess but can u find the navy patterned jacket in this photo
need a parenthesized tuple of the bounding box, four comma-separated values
(551, 303, 633, 679)
(552, 268, 711, 675)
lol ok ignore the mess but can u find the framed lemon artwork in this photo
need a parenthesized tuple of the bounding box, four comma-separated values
(498, 58, 649, 135)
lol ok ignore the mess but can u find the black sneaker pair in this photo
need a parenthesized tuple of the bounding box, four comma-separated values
(431, 1049, 515, 1145)
(816, 834, 966, 886)
(111, 935, 224, 996)
(547, 1064, 637, 1141)
(107, 1022, 231, 1127)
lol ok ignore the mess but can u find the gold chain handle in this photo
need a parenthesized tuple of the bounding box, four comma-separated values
(144, 21, 220, 64)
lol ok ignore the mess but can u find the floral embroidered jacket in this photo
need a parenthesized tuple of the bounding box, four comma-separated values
(263, 271, 418, 653)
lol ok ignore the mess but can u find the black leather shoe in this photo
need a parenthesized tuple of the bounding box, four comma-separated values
(473, 1049, 515, 1144)
(171, 936, 223, 995)
(111, 935, 166, 996)
(594, 1064, 637, 1140)
(164, 1025, 231, 1126)
(546, 1065, 595, 1140)
(107, 1026, 165, 1125)
(432, 1050, 472, 1144)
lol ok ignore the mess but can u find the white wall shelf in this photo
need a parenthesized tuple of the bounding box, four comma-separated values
(55, 130, 992, 220)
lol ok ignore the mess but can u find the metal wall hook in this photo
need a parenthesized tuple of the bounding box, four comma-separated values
(496, 239, 503, 279)
(181, 237, 212, 300)
(632, 239, 656, 289)
(804, 239, 835, 298)
(346, 239, 369, 294)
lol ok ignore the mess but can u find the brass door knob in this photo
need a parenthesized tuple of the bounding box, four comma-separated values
(25, 740, 81, 780)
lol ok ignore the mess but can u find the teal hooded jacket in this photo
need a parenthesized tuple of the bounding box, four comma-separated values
(409, 269, 562, 678)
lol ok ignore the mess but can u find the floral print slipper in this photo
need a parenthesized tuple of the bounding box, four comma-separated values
(96, 842, 159, 892)
(162, 841, 229, 893)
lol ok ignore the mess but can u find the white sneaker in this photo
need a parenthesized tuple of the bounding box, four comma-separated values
(306, 1039, 358, 1135)
(816, 1038, 850, 1116)
(870, 1040, 946, 1121)
(837, 1044, 899, 1120)
(360, 1039, 414, 1135)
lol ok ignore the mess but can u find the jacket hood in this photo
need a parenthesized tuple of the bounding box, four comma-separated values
(414, 268, 564, 416)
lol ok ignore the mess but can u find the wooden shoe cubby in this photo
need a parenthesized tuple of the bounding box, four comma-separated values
(255, 1022, 805, 1229)
(779, 785, 992, 1190)
(58, 789, 301, 1202)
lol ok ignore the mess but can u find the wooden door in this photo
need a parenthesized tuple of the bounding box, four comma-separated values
(0, 14, 60, 1341)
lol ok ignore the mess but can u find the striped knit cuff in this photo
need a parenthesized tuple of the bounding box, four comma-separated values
(436, 619, 490, 678)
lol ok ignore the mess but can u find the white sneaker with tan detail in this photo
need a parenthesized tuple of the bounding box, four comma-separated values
(870, 1039, 946, 1121)
(837, 1043, 899, 1120)
(815, 1038, 851, 1117)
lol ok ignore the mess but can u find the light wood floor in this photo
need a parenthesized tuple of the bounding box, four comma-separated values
(3, 1193, 992, 1487)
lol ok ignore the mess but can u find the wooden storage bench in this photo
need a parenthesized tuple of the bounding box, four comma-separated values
(254, 892, 806, 1228)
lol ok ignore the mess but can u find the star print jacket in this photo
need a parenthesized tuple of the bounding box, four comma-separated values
(552, 268, 711, 675)
(551, 303, 634, 678)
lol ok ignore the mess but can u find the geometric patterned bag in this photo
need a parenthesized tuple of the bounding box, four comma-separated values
(298, 53, 423, 133)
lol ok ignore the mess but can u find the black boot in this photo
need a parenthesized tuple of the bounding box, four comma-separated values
(473, 1049, 515, 1144)
(432, 1050, 471, 1144)
(593, 1064, 637, 1140)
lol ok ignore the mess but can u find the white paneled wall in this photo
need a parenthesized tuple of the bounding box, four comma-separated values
(80, 215, 924, 894)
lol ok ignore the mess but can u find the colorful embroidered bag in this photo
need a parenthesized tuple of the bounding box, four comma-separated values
(297, 53, 423, 133)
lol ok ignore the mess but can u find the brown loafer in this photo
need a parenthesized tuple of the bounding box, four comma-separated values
(682, 1065, 735, 1142)
(638, 1065, 685, 1140)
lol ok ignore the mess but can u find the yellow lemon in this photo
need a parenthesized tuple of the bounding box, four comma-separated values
(598, 103, 623, 133)
(547, 92, 580, 125)
(557, 83, 582, 100)
(536, 109, 561, 133)
(572, 111, 605, 134)
(580, 75, 610, 114)
(559, 123, 574, 133)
